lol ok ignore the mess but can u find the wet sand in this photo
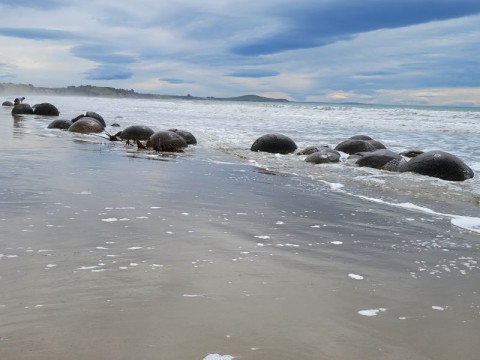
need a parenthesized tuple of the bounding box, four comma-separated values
(1, 112, 480, 359)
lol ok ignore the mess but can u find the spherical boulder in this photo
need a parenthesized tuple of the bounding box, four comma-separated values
(72, 111, 106, 128)
(11, 103, 34, 115)
(33, 103, 60, 116)
(48, 119, 72, 130)
(367, 139, 387, 150)
(305, 148, 341, 164)
(399, 149, 424, 158)
(68, 117, 104, 133)
(251, 133, 297, 154)
(356, 149, 404, 170)
(350, 134, 373, 140)
(146, 130, 188, 152)
(114, 125, 154, 142)
(334, 139, 376, 154)
(400, 150, 474, 181)
(2, 101, 13, 107)
(296, 145, 329, 155)
(169, 128, 197, 145)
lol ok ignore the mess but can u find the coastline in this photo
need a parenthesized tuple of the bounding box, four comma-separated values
(1, 110, 480, 359)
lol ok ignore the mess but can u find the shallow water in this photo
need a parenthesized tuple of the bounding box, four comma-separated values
(0, 98, 479, 359)
(9, 96, 480, 222)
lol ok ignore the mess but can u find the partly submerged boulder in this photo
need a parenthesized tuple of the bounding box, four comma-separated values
(68, 117, 104, 133)
(114, 125, 155, 142)
(48, 119, 72, 130)
(11, 103, 34, 115)
(33, 102, 60, 116)
(72, 111, 106, 128)
(296, 145, 330, 156)
(146, 130, 188, 152)
(251, 133, 297, 154)
(169, 128, 197, 145)
(356, 149, 404, 170)
(400, 150, 474, 181)
(305, 148, 341, 164)
(334, 139, 376, 154)
(349, 134, 373, 140)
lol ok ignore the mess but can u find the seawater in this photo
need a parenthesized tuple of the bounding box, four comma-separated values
(3, 95, 480, 226)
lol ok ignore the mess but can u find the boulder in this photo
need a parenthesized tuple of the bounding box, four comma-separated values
(33, 103, 60, 116)
(251, 133, 297, 154)
(400, 150, 474, 181)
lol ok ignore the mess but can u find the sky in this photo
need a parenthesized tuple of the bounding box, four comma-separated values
(1, 0, 480, 106)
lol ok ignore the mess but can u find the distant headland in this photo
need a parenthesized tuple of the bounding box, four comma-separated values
(0, 82, 289, 103)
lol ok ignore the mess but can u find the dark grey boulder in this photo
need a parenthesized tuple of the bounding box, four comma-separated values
(400, 150, 474, 181)
(48, 119, 72, 130)
(113, 125, 154, 142)
(33, 103, 60, 116)
(367, 139, 387, 150)
(399, 149, 424, 158)
(146, 130, 188, 152)
(305, 148, 341, 164)
(68, 117, 104, 133)
(11, 103, 34, 115)
(2, 101, 13, 106)
(251, 133, 297, 154)
(72, 111, 106, 128)
(350, 134, 373, 140)
(334, 139, 376, 154)
(169, 128, 197, 145)
(356, 149, 403, 170)
(296, 145, 329, 155)
(86, 111, 106, 127)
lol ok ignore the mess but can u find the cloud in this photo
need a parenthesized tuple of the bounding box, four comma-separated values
(0, 0, 63, 10)
(85, 65, 133, 81)
(374, 88, 480, 106)
(231, 0, 480, 55)
(0, 1, 479, 105)
(0, 27, 76, 40)
(70, 44, 137, 64)
(160, 78, 195, 85)
(227, 69, 279, 78)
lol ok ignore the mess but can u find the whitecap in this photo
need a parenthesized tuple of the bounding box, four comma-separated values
(357, 196, 480, 234)
(358, 308, 386, 317)
(348, 273, 364, 280)
(203, 354, 234, 360)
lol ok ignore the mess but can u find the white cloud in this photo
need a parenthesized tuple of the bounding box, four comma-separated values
(0, 1, 479, 105)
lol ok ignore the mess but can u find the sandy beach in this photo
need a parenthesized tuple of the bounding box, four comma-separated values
(1, 105, 480, 359)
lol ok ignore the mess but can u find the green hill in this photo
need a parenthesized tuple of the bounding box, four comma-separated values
(0, 83, 289, 103)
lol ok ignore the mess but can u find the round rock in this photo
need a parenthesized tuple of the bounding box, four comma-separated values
(68, 117, 104, 133)
(356, 149, 403, 170)
(11, 103, 34, 115)
(169, 128, 197, 145)
(334, 139, 376, 154)
(400, 150, 474, 181)
(33, 103, 60, 116)
(305, 148, 341, 164)
(48, 119, 72, 130)
(146, 130, 188, 152)
(251, 133, 297, 154)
